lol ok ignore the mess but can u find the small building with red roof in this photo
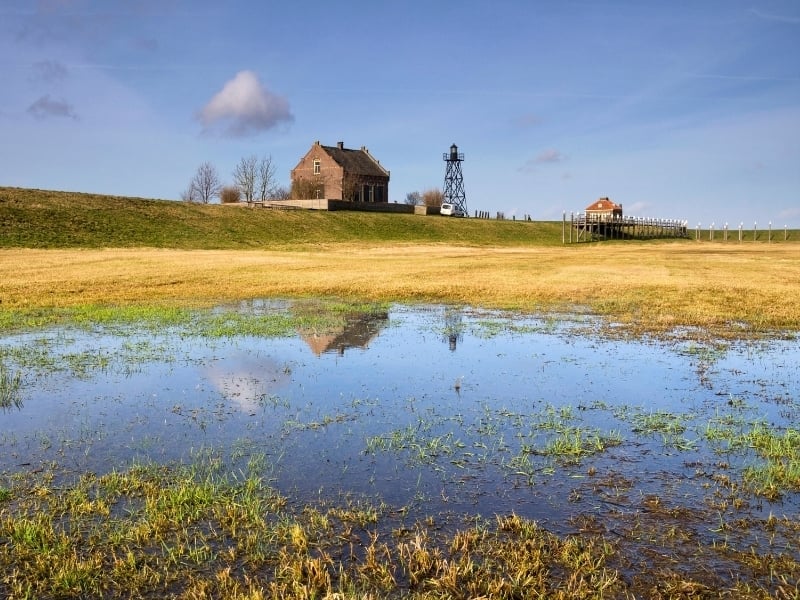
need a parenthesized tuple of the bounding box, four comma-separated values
(585, 197, 622, 220)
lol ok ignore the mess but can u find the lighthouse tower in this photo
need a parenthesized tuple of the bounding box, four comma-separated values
(442, 143, 467, 216)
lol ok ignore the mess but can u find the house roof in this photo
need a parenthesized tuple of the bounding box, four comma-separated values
(319, 142, 390, 178)
(586, 197, 622, 212)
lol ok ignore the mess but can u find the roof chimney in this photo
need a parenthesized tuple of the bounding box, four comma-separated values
(337, 141, 344, 149)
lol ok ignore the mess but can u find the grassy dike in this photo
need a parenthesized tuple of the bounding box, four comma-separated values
(0, 187, 566, 249)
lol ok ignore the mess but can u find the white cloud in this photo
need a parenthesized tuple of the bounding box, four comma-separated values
(197, 70, 293, 137)
(27, 94, 78, 120)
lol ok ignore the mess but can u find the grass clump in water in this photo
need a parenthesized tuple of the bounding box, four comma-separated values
(0, 361, 22, 411)
(742, 424, 800, 500)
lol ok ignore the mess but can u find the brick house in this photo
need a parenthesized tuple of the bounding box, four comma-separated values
(585, 197, 623, 220)
(290, 141, 390, 202)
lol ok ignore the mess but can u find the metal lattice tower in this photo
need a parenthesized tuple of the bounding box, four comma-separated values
(443, 143, 467, 216)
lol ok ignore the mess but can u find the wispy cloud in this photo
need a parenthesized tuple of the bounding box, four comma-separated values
(512, 113, 541, 128)
(26, 94, 79, 120)
(197, 70, 293, 137)
(31, 59, 68, 84)
(624, 201, 651, 215)
(518, 148, 566, 173)
(534, 149, 565, 163)
(778, 207, 800, 221)
(749, 8, 800, 24)
(37, 0, 88, 12)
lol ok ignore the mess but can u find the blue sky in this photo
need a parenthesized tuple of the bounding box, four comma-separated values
(2, 0, 799, 227)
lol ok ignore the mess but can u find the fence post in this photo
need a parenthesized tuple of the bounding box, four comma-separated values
(768, 222, 772, 243)
(753, 222, 757, 242)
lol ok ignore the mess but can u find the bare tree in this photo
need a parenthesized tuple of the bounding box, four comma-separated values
(291, 178, 324, 199)
(342, 176, 360, 202)
(232, 155, 258, 203)
(272, 185, 290, 200)
(257, 155, 277, 201)
(180, 184, 198, 203)
(404, 191, 422, 205)
(189, 162, 221, 204)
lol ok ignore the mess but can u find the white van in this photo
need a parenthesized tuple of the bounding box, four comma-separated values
(440, 203, 464, 217)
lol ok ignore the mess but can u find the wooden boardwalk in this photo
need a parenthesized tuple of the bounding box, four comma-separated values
(568, 213, 688, 242)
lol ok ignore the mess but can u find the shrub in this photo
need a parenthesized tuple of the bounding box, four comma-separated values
(220, 186, 241, 204)
(421, 188, 444, 208)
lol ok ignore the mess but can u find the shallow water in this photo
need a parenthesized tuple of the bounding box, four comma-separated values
(1, 303, 798, 540)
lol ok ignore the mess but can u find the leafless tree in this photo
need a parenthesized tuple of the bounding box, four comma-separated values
(342, 176, 360, 202)
(291, 178, 324, 199)
(404, 191, 422, 205)
(188, 162, 221, 204)
(232, 155, 258, 203)
(257, 155, 277, 201)
(272, 185, 290, 200)
(180, 184, 198, 203)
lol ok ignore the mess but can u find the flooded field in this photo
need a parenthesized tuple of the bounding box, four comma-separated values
(1, 300, 798, 597)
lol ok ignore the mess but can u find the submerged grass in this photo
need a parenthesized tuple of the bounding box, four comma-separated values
(742, 424, 800, 500)
(0, 362, 22, 411)
(0, 298, 389, 337)
(1, 460, 796, 599)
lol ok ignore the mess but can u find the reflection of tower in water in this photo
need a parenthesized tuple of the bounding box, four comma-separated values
(443, 308, 464, 352)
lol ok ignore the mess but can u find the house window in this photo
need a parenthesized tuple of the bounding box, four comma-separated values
(313, 159, 320, 175)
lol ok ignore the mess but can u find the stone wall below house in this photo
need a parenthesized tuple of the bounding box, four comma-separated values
(261, 199, 440, 215)
(327, 201, 412, 214)
(250, 199, 445, 216)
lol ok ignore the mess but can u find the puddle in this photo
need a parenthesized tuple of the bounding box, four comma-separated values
(1, 302, 798, 547)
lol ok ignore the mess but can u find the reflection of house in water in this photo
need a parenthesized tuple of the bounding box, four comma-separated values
(300, 311, 389, 356)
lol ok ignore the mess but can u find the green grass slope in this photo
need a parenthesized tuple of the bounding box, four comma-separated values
(1, 187, 566, 248)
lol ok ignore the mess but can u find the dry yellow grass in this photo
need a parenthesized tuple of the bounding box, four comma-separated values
(2, 243, 798, 334)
